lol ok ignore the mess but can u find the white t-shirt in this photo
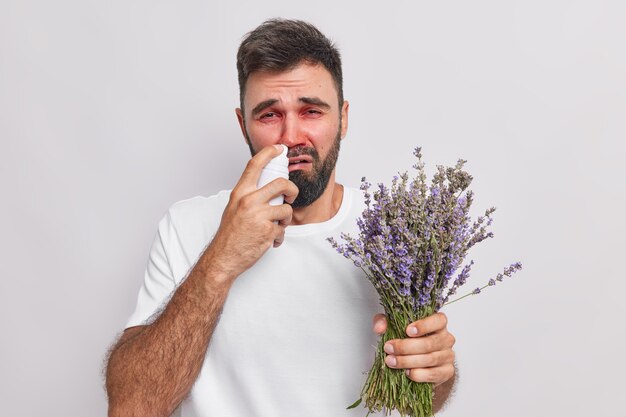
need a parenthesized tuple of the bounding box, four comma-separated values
(127, 187, 393, 417)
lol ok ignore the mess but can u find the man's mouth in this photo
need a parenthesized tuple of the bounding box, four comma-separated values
(288, 156, 313, 172)
(288, 155, 312, 164)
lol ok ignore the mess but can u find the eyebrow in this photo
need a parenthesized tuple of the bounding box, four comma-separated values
(299, 96, 331, 109)
(251, 99, 279, 117)
(250, 96, 332, 117)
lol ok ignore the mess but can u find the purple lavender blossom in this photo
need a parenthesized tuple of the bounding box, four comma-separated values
(327, 146, 522, 417)
(327, 146, 522, 317)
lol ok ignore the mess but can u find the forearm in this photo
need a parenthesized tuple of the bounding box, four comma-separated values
(432, 362, 458, 413)
(106, 245, 233, 417)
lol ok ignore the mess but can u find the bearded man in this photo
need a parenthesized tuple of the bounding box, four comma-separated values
(105, 19, 457, 417)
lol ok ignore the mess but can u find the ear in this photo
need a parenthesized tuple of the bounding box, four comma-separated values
(235, 108, 249, 144)
(340, 100, 349, 139)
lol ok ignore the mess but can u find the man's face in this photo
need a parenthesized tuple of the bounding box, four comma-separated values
(236, 63, 349, 207)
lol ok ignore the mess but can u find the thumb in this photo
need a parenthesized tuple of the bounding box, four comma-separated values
(236, 144, 285, 191)
(372, 313, 387, 335)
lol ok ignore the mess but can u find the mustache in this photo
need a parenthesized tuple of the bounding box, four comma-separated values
(287, 146, 320, 162)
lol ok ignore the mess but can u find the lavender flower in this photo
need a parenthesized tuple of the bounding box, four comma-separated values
(328, 146, 522, 417)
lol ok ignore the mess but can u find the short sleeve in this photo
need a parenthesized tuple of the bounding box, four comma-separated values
(125, 210, 179, 328)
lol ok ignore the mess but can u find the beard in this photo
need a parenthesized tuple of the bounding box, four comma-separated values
(288, 133, 341, 208)
(245, 129, 341, 208)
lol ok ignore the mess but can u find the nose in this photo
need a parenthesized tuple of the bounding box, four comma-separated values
(278, 113, 306, 148)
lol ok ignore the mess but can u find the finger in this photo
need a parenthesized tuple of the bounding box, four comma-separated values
(268, 202, 293, 225)
(282, 180, 299, 205)
(235, 144, 285, 191)
(384, 331, 455, 356)
(405, 363, 455, 386)
(273, 226, 286, 248)
(405, 312, 448, 338)
(384, 349, 455, 370)
(277, 209, 292, 227)
(372, 314, 387, 335)
(258, 177, 299, 206)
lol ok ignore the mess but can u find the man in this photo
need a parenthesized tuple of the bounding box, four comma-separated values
(106, 19, 456, 417)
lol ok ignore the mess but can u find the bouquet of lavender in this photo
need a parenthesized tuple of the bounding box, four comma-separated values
(328, 147, 522, 417)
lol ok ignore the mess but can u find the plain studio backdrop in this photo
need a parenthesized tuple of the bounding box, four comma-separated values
(1, 0, 624, 416)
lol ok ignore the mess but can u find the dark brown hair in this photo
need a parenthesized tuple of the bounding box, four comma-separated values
(236, 19, 343, 111)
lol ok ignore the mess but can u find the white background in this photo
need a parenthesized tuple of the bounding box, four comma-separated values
(1, 0, 625, 416)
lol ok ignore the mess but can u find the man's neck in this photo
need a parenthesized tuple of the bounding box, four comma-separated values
(290, 175, 344, 225)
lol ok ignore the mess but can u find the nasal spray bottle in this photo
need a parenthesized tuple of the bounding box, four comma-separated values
(257, 144, 289, 206)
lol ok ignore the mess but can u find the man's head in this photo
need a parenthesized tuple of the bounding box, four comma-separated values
(237, 19, 343, 112)
(235, 19, 348, 208)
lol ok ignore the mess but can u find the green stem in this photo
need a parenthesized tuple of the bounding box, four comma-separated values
(354, 308, 435, 417)
(443, 282, 490, 306)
